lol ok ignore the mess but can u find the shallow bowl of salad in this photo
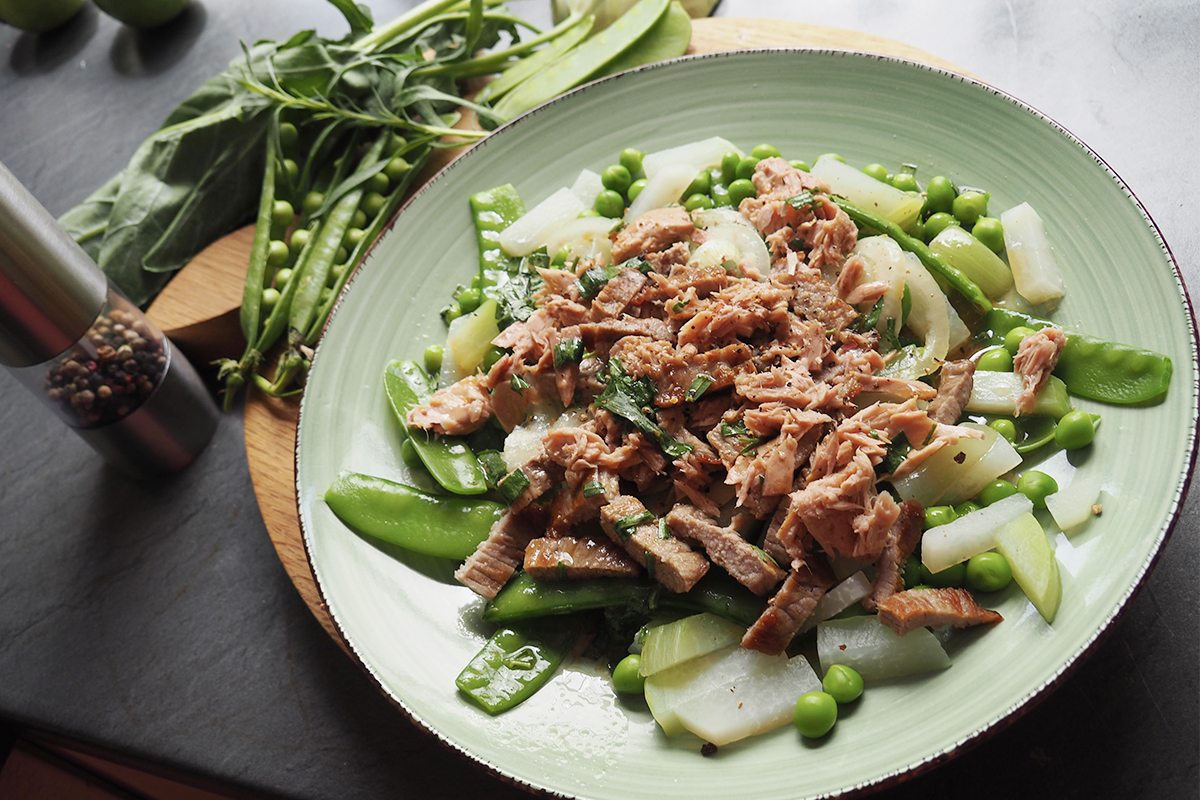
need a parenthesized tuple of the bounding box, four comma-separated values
(294, 48, 1197, 799)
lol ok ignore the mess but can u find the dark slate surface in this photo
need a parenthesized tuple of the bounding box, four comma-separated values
(0, 1, 1196, 798)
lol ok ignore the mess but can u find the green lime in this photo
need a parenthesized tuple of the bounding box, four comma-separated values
(0, 0, 84, 32)
(93, 0, 189, 28)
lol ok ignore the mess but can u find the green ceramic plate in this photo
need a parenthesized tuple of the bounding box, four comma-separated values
(295, 50, 1197, 799)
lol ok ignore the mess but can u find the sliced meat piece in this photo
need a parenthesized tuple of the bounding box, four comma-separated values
(644, 241, 692, 275)
(600, 496, 709, 593)
(1013, 327, 1067, 416)
(665, 504, 785, 596)
(406, 373, 492, 435)
(786, 265, 858, 334)
(667, 262, 730, 298)
(861, 500, 924, 611)
(454, 508, 544, 598)
(578, 316, 674, 360)
(524, 534, 642, 580)
(611, 207, 695, 263)
(741, 558, 835, 655)
(876, 587, 1004, 637)
(591, 267, 648, 320)
(509, 454, 563, 513)
(926, 359, 977, 425)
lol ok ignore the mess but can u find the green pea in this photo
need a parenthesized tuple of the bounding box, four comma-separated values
(261, 287, 281, 312)
(458, 287, 482, 314)
(273, 268, 293, 289)
(710, 182, 731, 207)
(594, 189, 625, 219)
(989, 418, 1017, 442)
(1004, 326, 1037, 355)
(684, 169, 710, 198)
(289, 229, 310, 256)
(976, 347, 1013, 372)
(923, 211, 958, 241)
(789, 160, 811, 172)
(271, 200, 295, 228)
(751, 143, 782, 160)
(903, 554, 925, 589)
(366, 171, 390, 194)
(601, 164, 633, 195)
(728, 178, 757, 207)
(817, 153, 846, 164)
(280, 158, 299, 185)
(862, 163, 890, 183)
(1017, 470, 1058, 509)
(344, 227, 365, 250)
(399, 437, 423, 469)
(954, 501, 982, 517)
(966, 552, 1013, 592)
(822, 664, 863, 704)
(978, 479, 1018, 507)
(302, 191, 325, 216)
(627, 178, 647, 202)
(793, 691, 837, 738)
(619, 148, 645, 179)
(351, 209, 368, 229)
(952, 190, 990, 228)
(328, 262, 345, 286)
(335, 247, 348, 265)
(923, 505, 958, 529)
(926, 561, 966, 588)
(384, 132, 408, 156)
(735, 156, 761, 181)
(550, 245, 570, 267)
(972, 216, 1005, 253)
(423, 345, 444, 375)
(278, 122, 299, 151)
(889, 172, 919, 193)
(684, 193, 714, 212)
(481, 345, 505, 372)
(266, 239, 290, 267)
(1055, 409, 1096, 450)
(578, 209, 601, 218)
(720, 151, 741, 184)
(443, 305, 463, 324)
(611, 653, 645, 694)
(384, 156, 411, 183)
(362, 192, 387, 219)
(320, 286, 332, 304)
(924, 176, 956, 214)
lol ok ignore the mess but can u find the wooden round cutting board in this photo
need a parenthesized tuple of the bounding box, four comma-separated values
(151, 18, 969, 646)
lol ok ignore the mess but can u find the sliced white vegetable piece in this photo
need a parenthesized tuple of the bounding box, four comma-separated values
(920, 492, 1034, 574)
(898, 251, 951, 374)
(642, 136, 738, 179)
(672, 654, 821, 746)
(849, 236, 905, 334)
(624, 161, 697, 221)
(817, 616, 950, 681)
(938, 423, 1023, 506)
(569, 168, 604, 208)
(993, 512, 1062, 623)
(1046, 470, 1104, 531)
(890, 424, 996, 507)
(499, 187, 585, 256)
(689, 239, 740, 270)
(1002, 201, 1066, 305)
(542, 215, 618, 266)
(798, 571, 872, 633)
(696, 219, 771, 278)
(927, 225, 1015, 299)
(442, 298, 499, 382)
(639, 613, 745, 677)
(965, 370, 1072, 418)
(810, 156, 924, 230)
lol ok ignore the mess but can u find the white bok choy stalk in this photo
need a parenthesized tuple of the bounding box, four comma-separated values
(920, 491, 1034, 574)
(810, 156, 924, 231)
(798, 571, 872, 633)
(849, 236, 906, 336)
(543, 215, 618, 265)
(818, 616, 950, 681)
(1002, 201, 1066, 306)
(569, 168, 604, 208)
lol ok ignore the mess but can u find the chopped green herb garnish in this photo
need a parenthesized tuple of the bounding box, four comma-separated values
(618, 256, 653, 275)
(510, 373, 529, 392)
(575, 264, 620, 300)
(658, 518, 671, 540)
(614, 510, 655, 540)
(477, 450, 510, 488)
(582, 480, 605, 498)
(750, 544, 780, 569)
(685, 374, 714, 402)
(877, 431, 912, 477)
(498, 468, 531, 504)
(785, 191, 820, 212)
(553, 337, 584, 368)
(592, 359, 692, 460)
(720, 419, 764, 454)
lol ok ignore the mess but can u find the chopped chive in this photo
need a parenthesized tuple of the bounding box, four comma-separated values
(498, 468, 530, 503)
(614, 510, 655, 540)
(510, 373, 529, 392)
(785, 191, 819, 211)
(685, 373, 714, 402)
(658, 518, 671, 540)
(582, 480, 605, 498)
(477, 450, 509, 488)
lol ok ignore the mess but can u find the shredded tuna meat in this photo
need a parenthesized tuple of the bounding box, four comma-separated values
(406, 373, 492, 435)
(861, 500, 924, 611)
(611, 207, 694, 263)
(876, 587, 1004, 637)
(1013, 327, 1067, 416)
(926, 359, 976, 425)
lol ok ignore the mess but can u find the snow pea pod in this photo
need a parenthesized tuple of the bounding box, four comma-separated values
(595, 0, 692, 78)
(456, 618, 582, 714)
(469, 183, 526, 275)
(384, 360, 489, 495)
(981, 309, 1173, 404)
(324, 471, 503, 559)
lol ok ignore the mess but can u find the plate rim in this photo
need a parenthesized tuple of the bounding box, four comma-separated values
(294, 46, 1200, 799)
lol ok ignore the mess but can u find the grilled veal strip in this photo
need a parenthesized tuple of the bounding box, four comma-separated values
(876, 587, 1004, 637)
(862, 500, 925, 612)
(454, 507, 545, 599)
(599, 496, 708, 593)
(741, 558, 835, 655)
(524, 535, 642, 580)
(665, 504, 786, 596)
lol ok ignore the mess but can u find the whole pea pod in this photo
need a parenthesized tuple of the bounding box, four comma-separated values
(384, 359, 489, 495)
(324, 471, 503, 560)
(981, 308, 1173, 405)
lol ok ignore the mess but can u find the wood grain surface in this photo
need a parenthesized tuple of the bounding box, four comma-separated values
(171, 18, 967, 646)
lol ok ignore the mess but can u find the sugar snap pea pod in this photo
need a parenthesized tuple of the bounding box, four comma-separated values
(981, 308, 1173, 404)
(476, 12, 593, 103)
(493, 0, 669, 121)
(384, 360, 489, 495)
(831, 195, 993, 314)
(469, 183, 526, 274)
(595, 0, 691, 78)
(482, 570, 767, 627)
(455, 618, 583, 714)
(324, 471, 504, 559)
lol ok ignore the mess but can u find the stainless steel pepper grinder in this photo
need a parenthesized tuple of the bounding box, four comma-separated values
(0, 160, 219, 478)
